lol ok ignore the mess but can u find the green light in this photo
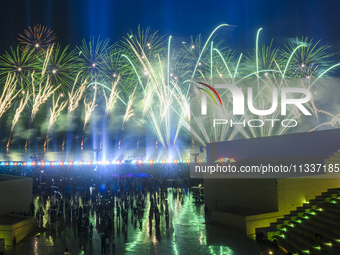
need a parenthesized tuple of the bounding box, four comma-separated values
(255, 28, 263, 77)
(191, 24, 229, 80)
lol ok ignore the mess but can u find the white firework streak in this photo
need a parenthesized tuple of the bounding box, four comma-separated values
(30, 74, 61, 122)
(49, 94, 68, 128)
(41, 44, 54, 78)
(122, 84, 137, 128)
(129, 39, 176, 148)
(0, 73, 20, 118)
(11, 91, 30, 132)
(83, 85, 98, 130)
(68, 72, 88, 114)
(7, 91, 30, 148)
(309, 110, 340, 132)
(30, 46, 60, 122)
(104, 74, 121, 117)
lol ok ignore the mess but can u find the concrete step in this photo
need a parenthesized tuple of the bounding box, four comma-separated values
(287, 230, 325, 255)
(276, 235, 314, 254)
(313, 215, 340, 229)
(322, 204, 340, 213)
(312, 209, 340, 221)
(275, 236, 304, 255)
(308, 218, 340, 236)
(326, 188, 340, 194)
(288, 227, 332, 254)
(276, 239, 302, 255)
(300, 221, 340, 248)
(257, 186, 340, 255)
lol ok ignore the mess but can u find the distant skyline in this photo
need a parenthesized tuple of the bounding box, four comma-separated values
(0, 0, 339, 53)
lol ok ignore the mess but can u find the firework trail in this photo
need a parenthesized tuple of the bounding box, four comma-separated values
(83, 83, 98, 130)
(62, 133, 66, 148)
(30, 75, 61, 122)
(1, 24, 339, 151)
(45, 94, 68, 147)
(104, 74, 121, 117)
(26, 45, 58, 147)
(6, 91, 30, 148)
(30, 46, 60, 122)
(122, 85, 137, 128)
(62, 72, 87, 149)
(0, 73, 20, 118)
(123, 36, 174, 149)
(309, 109, 340, 132)
(68, 72, 88, 114)
(49, 94, 68, 127)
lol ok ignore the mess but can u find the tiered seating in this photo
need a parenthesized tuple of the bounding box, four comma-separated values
(257, 188, 340, 255)
(326, 150, 340, 164)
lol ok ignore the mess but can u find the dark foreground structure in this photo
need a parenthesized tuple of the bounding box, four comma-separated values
(204, 128, 340, 254)
(0, 175, 35, 246)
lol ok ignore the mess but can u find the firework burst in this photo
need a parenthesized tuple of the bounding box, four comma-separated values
(40, 43, 80, 95)
(18, 24, 56, 51)
(0, 25, 339, 151)
(77, 37, 112, 80)
(0, 45, 37, 86)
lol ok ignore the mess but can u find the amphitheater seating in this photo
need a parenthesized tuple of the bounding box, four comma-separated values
(257, 188, 340, 255)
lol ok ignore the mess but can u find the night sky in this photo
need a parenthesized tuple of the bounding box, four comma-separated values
(0, 0, 340, 53)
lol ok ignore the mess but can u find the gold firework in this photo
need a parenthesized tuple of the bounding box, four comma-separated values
(18, 24, 56, 51)
(11, 91, 30, 132)
(103, 74, 120, 117)
(83, 84, 98, 130)
(30, 46, 60, 122)
(30, 74, 60, 122)
(122, 85, 137, 128)
(7, 91, 30, 148)
(49, 94, 68, 127)
(45, 94, 68, 147)
(68, 72, 88, 114)
(0, 73, 20, 118)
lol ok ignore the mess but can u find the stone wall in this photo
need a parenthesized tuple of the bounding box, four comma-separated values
(0, 175, 33, 215)
(204, 178, 278, 212)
